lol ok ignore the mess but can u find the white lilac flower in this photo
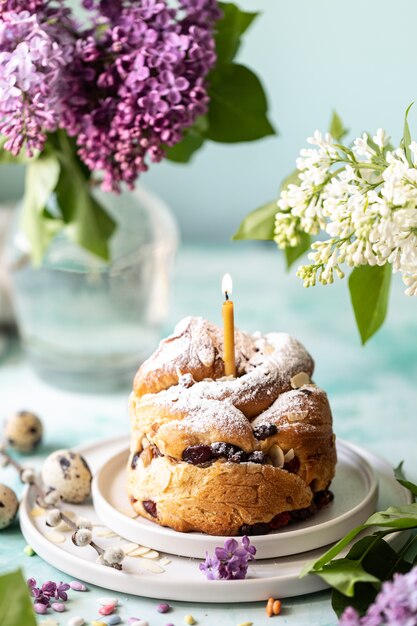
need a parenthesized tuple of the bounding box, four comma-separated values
(353, 133, 375, 158)
(274, 126, 417, 297)
(373, 128, 390, 149)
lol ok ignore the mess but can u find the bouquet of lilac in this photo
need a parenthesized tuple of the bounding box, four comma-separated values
(0, 0, 274, 263)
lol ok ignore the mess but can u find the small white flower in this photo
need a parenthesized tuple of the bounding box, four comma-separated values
(353, 133, 375, 158)
(373, 128, 390, 149)
(103, 546, 125, 566)
(20, 467, 36, 484)
(72, 528, 93, 547)
(44, 488, 61, 506)
(409, 141, 417, 165)
(46, 509, 62, 527)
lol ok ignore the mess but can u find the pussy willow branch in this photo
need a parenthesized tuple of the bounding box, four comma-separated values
(0, 445, 122, 569)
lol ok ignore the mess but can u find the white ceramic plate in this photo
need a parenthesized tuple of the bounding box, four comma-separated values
(20, 437, 412, 603)
(92, 439, 378, 559)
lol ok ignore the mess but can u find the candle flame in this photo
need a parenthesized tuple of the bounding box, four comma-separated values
(222, 273, 233, 298)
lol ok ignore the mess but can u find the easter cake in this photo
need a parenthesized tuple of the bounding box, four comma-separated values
(127, 316, 336, 536)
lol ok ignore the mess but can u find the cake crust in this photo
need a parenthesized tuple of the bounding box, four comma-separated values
(127, 316, 337, 536)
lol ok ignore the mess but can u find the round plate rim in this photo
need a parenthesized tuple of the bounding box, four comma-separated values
(19, 436, 412, 603)
(91, 438, 378, 559)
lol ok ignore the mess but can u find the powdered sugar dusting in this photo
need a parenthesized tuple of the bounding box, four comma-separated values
(175, 400, 253, 440)
(137, 319, 315, 427)
(134, 317, 257, 394)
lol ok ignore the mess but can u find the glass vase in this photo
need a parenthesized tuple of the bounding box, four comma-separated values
(6, 186, 179, 392)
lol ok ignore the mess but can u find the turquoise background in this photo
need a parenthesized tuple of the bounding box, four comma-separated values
(1, 244, 417, 625)
(2, 0, 417, 241)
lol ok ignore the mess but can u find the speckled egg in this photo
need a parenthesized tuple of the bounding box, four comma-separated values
(0, 483, 19, 529)
(41, 450, 92, 504)
(4, 411, 43, 453)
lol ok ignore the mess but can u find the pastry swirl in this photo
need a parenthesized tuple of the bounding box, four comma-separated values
(127, 316, 336, 536)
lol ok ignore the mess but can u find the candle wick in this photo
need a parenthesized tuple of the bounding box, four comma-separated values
(225, 291, 229, 301)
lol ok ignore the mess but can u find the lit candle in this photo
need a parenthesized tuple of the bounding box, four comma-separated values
(222, 273, 236, 377)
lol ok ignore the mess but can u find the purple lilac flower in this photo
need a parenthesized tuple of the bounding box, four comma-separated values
(61, 0, 220, 191)
(0, 0, 44, 16)
(0, 0, 221, 190)
(200, 536, 257, 581)
(27, 577, 71, 608)
(0, 9, 69, 156)
(54, 581, 70, 601)
(339, 565, 417, 626)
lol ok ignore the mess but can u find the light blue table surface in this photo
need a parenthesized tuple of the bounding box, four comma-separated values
(1, 243, 417, 626)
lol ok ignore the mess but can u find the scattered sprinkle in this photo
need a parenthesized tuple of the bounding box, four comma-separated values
(128, 619, 141, 625)
(23, 545, 35, 556)
(184, 615, 196, 625)
(266, 597, 282, 617)
(34, 603, 48, 614)
(98, 605, 115, 616)
(45, 531, 66, 544)
(70, 581, 88, 591)
(238, 622, 253, 626)
(39, 619, 59, 626)
(91, 622, 107, 626)
(30, 506, 46, 517)
(51, 602, 65, 612)
(67, 618, 85, 626)
(98, 597, 118, 607)
(130, 621, 148, 626)
(102, 616, 121, 625)
(157, 603, 170, 613)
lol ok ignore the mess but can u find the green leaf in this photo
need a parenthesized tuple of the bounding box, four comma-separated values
(329, 111, 348, 142)
(0, 570, 37, 626)
(21, 154, 62, 265)
(166, 133, 204, 163)
(166, 116, 208, 163)
(366, 504, 417, 527)
(331, 536, 411, 616)
(394, 462, 417, 500)
(215, 3, 258, 65)
(301, 524, 368, 576)
(55, 161, 116, 261)
(233, 200, 277, 241)
(332, 583, 378, 619)
(348, 264, 392, 345)
(402, 102, 414, 167)
(285, 232, 311, 270)
(232, 170, 301, 243)
(314, 558, 380, 597)
(207, 63, 275, 143)
(304, 502, 417, 578)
